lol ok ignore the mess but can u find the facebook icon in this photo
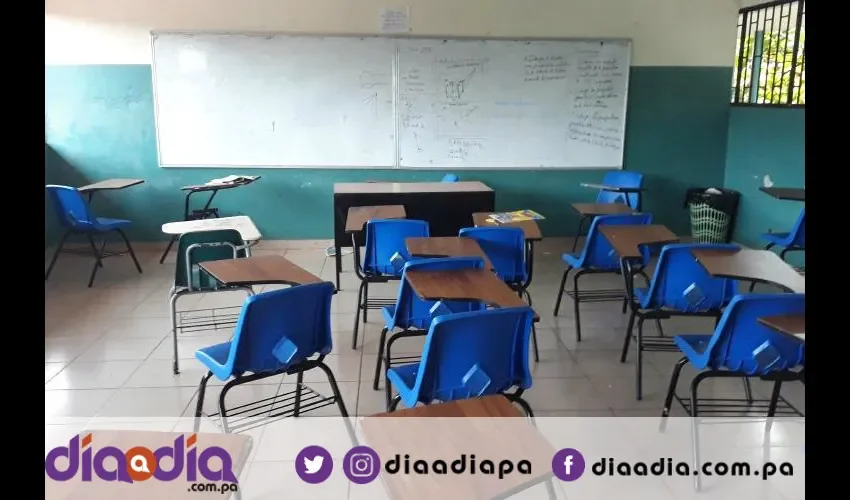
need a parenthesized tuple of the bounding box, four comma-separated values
(552, 448, 586, 481)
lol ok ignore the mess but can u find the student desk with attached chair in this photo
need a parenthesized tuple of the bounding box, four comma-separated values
(332, 181, 495, 290)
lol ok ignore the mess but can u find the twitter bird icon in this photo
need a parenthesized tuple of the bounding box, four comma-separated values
(295, 445, 334, 484)
(304, 456, 324, 474)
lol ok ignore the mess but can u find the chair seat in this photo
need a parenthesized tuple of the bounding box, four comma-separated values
(633, 287, 730, 312)
(562, 253, 582, 268)
(196, 342, 235, 381)
(196, 340, 297, 381)
(562, 252, 619, 271)
(634, 287, 650, 307)
(386, 363, 420, 407)
(382, 305, 396, 328)
(760, 232, 801, 248)
(504, 272, 528, 286)
(383, 305, 432, 331)
(93, 217, 132, 231)
(673, 334, 712, 366)
(362, 265, 402, 279)
(185, 267, 229, 292)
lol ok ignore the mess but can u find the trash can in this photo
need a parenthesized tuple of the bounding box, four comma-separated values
(683, 188, 740, 244)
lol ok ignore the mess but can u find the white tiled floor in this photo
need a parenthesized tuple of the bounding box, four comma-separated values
(44, 239, 805, 499)
(45, 238, 805, 422)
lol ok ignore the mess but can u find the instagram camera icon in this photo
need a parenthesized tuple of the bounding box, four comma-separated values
(343, 446, 381, 484)
(349, 453, 374, 477)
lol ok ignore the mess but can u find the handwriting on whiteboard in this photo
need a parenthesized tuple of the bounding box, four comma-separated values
(395, 39, 629, 167)
(524, 54, 569, 82)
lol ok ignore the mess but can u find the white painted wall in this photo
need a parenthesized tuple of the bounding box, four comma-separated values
(46, 0, 742, 66)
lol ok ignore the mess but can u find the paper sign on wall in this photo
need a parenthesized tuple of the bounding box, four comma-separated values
(380, 6, 410, 33)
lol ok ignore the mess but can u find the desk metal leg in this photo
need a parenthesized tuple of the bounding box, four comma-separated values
(335, 244, 342, 291)
(524, 241, 535, 289)
(159, 236, 178, 264)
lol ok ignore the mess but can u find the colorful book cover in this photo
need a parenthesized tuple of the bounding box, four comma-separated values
(488, 209, 545, 224)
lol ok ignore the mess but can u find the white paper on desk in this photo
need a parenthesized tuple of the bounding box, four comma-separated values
(206, 175, 257, 185)
(380, 6, 410, 33)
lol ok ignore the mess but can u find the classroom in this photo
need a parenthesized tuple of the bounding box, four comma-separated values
(45, 1, 805, 498)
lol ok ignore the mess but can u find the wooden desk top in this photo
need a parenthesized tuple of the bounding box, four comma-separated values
(44, 430, 250, 500)
(161, 216, 262, 241)
(405, 268, 539, 321)
(758, 314, 805, 343)
(370, 395, 523, 418)
(361, 397, 555, 500)
(200, 255, 323, 287)
(471, 213, 543, 241)
(760, 187, 805, 202)
(692, 248, 805, 293)
(600, 224, 679, 259)
(406, 237, 493, 270)
(345, 205, 407, 233)
(334, 181, 493, 195)
(78, 178, 144, 192)
(571, 202, 635, 216)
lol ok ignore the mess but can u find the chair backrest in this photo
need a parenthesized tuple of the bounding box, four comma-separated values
(410, 307, 535, 404)
(788, 208, 805, 247)
(45, 185, 94, 229)
(578, 213, 653, 269)
(596, 171, 644, 207)
(458, 227, 526, 283)
(174, 229, 247, 289)
(228, 282, 335, 374)
(363, 219, 430, 275)
(442, 174, 459, 182)
(391, 257, 487, 330)
(702, 293, 805, 374)
(643, 243, 740, 311)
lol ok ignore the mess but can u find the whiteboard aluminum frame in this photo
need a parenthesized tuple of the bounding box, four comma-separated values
(149, 31, 632, 170)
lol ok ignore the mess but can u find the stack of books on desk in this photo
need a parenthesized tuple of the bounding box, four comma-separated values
(488, 210, 545, 224)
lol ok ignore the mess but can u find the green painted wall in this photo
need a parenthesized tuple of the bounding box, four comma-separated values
(45, 65, 732, 242)
(724, 107, 805, 266)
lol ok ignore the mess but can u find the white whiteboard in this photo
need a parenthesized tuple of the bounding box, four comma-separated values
(151, 33, 396, 167)
(397, 39, 630, 169)
(151, 33, 631, 169)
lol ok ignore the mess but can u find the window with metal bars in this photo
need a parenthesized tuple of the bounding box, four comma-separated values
(731, 0, 805, 106)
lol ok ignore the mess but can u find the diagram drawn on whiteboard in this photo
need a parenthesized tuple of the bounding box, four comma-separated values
(444, 69, 477, 100)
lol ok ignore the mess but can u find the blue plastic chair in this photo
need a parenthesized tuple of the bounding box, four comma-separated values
(751, 208, 805, 291)
(442, 174, 460, 182)
(44, 185, 143, 287)
(458, 226, 540, 362)
(571, 171, 645, 251)
(761, 208, 805, 257)
(169, 229, 254, 375)
(662, 293, 805, 419)
(596, 171, 645, 208)
(352, 219, 431, 350)
(459, 227, 527, 284)
(554, 213, 653, 342)
(372, 257, 488, 402)
(192, 282, 349, 432)
(386, 307, 536, 416)
(620, 243, 741, 399)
